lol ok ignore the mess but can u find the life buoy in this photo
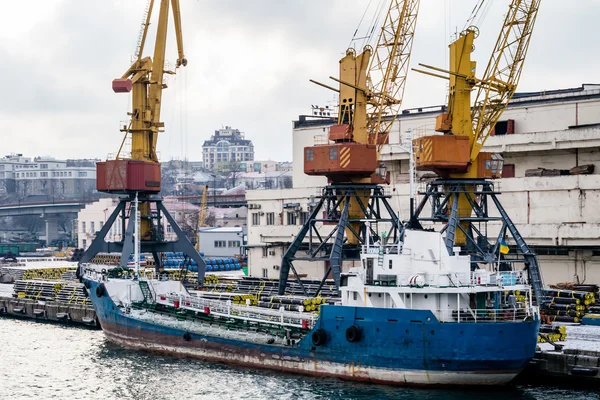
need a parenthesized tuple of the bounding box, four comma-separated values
(345, 325, 362, 343)
(183, 332, 191, 341)
(95, 284, 105, 298)
(101, 268, 107, 274)
(311, 328, 327, 346)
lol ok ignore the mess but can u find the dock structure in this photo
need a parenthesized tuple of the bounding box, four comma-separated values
(523, 324, 600, 382)
(0, 262, 98, 328)
(0, 296, 97, 328)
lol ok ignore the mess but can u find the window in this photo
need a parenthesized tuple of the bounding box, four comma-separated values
(68, 172, 72, 177)
(90, 222, 95, 233)
(502, 164, 515, 178)
(262, 268, 268, 278)
(228, 241, 240, 248)
(300, 212, 309, 225)
(252, 213, 260, 225)
(287, 212, 297, 225)
(82, 239, 87, 249)
(40, 164, 48, 169)
(266, 212, 275, 225)
(329, 147, 337, 160)
(99, 221, 104, 230)
(389, 260, 393, 269)
(214, 240, 227, 248)
(81, 222, 86, 232)
(167, 225, 173, 233)
(305, 149, 314, 161)
(262, 247, 268, 258)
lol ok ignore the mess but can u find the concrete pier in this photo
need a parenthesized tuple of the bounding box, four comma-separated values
(0, 296, 98, 328)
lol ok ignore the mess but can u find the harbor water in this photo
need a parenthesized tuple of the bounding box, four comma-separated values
(0, 319, 599, 400)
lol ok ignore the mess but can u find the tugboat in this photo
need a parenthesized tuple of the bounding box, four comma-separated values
(83, 220, 540, 386)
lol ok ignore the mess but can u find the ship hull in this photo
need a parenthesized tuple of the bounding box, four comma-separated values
(88, 280, 540, 386)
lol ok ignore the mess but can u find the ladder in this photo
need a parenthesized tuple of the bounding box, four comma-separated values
(491, 195, 546, 308)
(138, 280, 154, 303)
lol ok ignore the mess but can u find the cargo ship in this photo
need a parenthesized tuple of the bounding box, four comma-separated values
(82, 222, 540, 387)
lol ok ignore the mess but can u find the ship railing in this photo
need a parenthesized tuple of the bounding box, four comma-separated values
(434, 307, 531, 323)
(361, 244, 402, 255)
(157, 293, 318, 329)
(395, 272, 472, 288)
(471, 270, 528, 287)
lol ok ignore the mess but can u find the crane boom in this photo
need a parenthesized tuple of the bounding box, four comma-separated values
(305, 0, 420, 183)
(367, 0, 420, 153)
(470, 0, 541, 161)
(413, 0, 540, 180)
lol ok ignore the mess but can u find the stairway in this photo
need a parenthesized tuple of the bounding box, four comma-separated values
(138, 280, 153, 303)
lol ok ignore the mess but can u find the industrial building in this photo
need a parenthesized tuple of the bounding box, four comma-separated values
(197, 226, 245, 258)
(246, 84, 600, 284)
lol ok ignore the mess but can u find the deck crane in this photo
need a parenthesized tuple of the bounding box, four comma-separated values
(79, 0, 206, 280)
(279, 0, 420, 295)
(410, 0, 547, 307)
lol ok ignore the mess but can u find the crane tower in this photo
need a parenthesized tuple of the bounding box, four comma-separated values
(279, 0, 420, 295)
(80, 0, 206, 281)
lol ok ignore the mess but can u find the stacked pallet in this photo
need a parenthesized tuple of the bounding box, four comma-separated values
(541, 283, 599, 323)
(12, 280, 88, 304)
(538, 324, 567, 343)
(22, 267, 78, 282)
(198, 276, 339, 313)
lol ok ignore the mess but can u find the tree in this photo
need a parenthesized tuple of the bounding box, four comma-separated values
(216, 161, 243, 189)
(281, 175, 293, 189)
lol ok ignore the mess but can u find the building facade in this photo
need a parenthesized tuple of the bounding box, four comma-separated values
(197, 227, 244, 258)
(246, 84, 600, 283)
(0, 154, 97, 200)
(202, 126, 254, 171)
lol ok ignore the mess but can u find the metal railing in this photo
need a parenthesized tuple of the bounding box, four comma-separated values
(434, 307, 535, 323)
(157, 293, 318, 329)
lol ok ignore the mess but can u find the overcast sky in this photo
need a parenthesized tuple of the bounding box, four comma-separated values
(1, 1, 598, 162)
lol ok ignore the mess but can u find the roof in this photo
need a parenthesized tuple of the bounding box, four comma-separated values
(199, 227, 243, 233)
(294, 84, 600, 129)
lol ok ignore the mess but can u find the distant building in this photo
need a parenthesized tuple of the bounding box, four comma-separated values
(0, 154, 97, 200)
(231, 171, 293, 190)
(208, 206, 247, 228)
(197, 226, 245, 258)
(202, 126, 254, 171)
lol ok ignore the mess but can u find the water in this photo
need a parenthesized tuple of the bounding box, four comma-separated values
(0, 319, 598, 400)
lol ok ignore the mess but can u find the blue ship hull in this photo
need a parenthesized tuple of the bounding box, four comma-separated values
(87, 280, 540, 386)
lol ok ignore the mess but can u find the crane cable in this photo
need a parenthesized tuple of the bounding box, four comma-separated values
(463, 0, 493, 32)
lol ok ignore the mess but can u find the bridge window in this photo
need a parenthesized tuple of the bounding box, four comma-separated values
(305, 149, 314, 161)
(329, 147, 337, 160)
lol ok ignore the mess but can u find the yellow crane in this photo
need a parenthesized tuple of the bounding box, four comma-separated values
(82, 0, 206, 279)
(412, 0, 540, 244)
(413, 0, 540, 180)
(307, 0, 420, 184)
(280, 0, 420, 295)
(407, 0, 547, 307)
(97, 0, 187, 241)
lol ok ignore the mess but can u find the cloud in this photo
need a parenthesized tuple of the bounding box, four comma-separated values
(1, 0, 598, 163)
